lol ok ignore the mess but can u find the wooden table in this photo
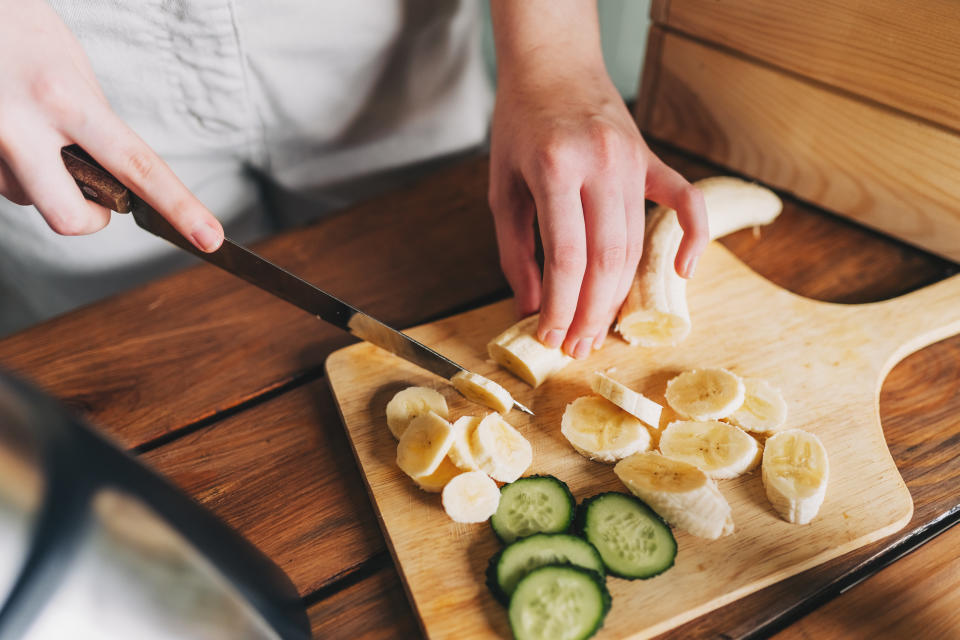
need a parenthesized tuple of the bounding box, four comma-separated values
(1, 143, 958, 639)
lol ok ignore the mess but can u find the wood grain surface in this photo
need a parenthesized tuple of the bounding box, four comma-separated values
(1, 146, 958, 639)
(772, 522, 960, 640)
(654, 0, 960, 132)
(325, 243, 960, 638)
(637, 28, 960, 264)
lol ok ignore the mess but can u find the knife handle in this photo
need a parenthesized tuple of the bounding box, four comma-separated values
(61, 145, 133, 213)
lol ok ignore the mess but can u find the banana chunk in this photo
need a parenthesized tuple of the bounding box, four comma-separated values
(386, 386, 449, 440)
(488, 315, 573, 387)
(617, 177, 782, 346)
(762, 429, 829, 524)
(396, 411, 454, 478)
(451, 370, 514, 414)
(413, 456, 462, 493)
(448, 415, 482, 471)
(615, 451, 734, 539)
(659, 420, 760, 479)
(729, 378, 788, 433)
(442, 471, 501, 523)
(591, 371, 663, 428)
(665, 368, 745, 421)
(469, 414, 533, 483)
(561, 395, 651, 463)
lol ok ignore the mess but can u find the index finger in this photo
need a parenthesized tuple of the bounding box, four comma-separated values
(66, 107, 224, 252)
(646, 159, 708, 278)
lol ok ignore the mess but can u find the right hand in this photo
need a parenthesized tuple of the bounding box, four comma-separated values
(0, 0, 223, 251)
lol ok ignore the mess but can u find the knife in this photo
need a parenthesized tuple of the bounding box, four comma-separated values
(61, 145, 533, 415)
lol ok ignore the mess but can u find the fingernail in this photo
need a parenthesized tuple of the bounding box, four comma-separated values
(687, 254, 699, 277)
(573, 338, 592, 360)
(191, 222, 223, 252)
(542, 329, 564, 349)
(593, 332, 607, 351)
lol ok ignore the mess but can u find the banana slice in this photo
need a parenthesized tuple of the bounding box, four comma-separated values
(451, 371, 514, 414)
(617, 176, 782, 346)
(561, 396, 651, 463)
(448, 415, 482, 471)
(396, 411, 454, 478)
(614, 451, 734, 539)
(386, 386, 449, 440)
(665, 368, 745, 421)
(488, 315, 573, 387)
(729, 378, 788, 433)
(591, 371, 663, 428)
(442, 471, 501, 523)
(413, 456, 463, 493)
(762, 429, 829, 524)
(659, 420, 760, 479)
(469, 414, 533, 483)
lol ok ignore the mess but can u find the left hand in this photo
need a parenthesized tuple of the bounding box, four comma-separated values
(488, 39, 708, 359)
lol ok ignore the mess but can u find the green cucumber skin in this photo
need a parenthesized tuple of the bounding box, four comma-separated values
(486, 533, 605, 605)
(576, 492, 678, 580)
(507, 564, 611, 640)
(491, 475, 576, 544)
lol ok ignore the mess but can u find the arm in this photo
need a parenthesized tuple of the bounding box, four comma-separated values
(488, 0, 708, 358)
(0, 0, 223, 251)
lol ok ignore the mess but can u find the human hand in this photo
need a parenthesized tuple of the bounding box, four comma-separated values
(488, 0, 708, 359)
(0, 0, 223, 251)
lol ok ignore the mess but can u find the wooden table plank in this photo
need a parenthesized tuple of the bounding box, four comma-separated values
(308, 566, 420, 640)
(140, 380, 385, 596)
(0, 156, 505, 450)
(772, 522, 960, 640)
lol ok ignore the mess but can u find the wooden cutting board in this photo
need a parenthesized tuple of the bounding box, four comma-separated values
(325, 242, 960, 639)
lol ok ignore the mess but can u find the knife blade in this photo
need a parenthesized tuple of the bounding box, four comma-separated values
(61, 145, 533, 415)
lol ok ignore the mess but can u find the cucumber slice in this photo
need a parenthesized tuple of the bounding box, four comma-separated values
(508, 565, 610, 640)
(491, 475, 575, 544)
(486, 533, 605, 603)
(577, 492, 677, 579)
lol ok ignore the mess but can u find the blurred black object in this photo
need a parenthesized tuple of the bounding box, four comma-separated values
(0, 369, 309, 640)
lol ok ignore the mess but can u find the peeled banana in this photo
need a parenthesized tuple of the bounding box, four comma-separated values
(396, 411, 454, 478)
(386, 386, 450, 440)
(451, 370, 514, 414)
(665, 368, 745, 421)
(561, 395, 651, 463)
(488, 315, 573, 387)
(617, 177, 783, 346)
(762, 429, 829, 525)
(442, 471, 501, 523)
(614, 451, 734, 539)
(590, 371, 663, 428)
(659, 420, 760, 479)
(469, 414, 533, 483)
(729, 378, 788, 433)
(413, 456, 463, 493)
(448, 415, 482, 471)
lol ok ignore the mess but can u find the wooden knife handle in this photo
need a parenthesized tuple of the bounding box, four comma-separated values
(61, 145, 132, 213)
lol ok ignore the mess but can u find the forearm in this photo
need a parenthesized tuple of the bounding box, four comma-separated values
(489, 0, 605, 85)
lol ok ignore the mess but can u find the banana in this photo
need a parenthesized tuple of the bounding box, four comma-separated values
(762, 429, 829, 524)
(469, 413, 533, 483)
(560, 395, 651, 463)
(590, 371, 663, 428)
(441, 471, 501, 523)
(451, 370, 514, 414)
(488, 314, 573, 387)
(729, 378, 788, 433)
(617, 177, 782, 346)
(448, 415, 482, 471)
(659, 420, 760, 479)
(413, 456, 463, 493)
(386, 386, 450, 440)
(615, 451, 734, 539)
(396, 411, 454, 478)
(665, 368, 745, 421)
